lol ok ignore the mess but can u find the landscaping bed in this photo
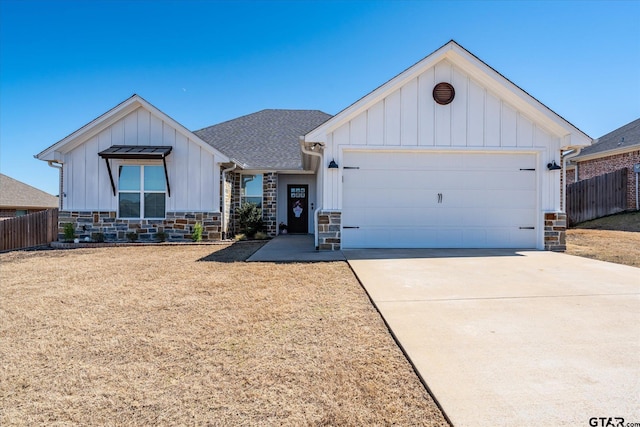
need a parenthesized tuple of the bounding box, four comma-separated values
(0, 245, 447, 426)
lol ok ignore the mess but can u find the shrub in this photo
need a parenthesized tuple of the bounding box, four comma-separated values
(156, 231, 167, 242)
(236, 203, 263, 237)
(254, 231, 268, 240)
(92, 232, 105, 243)
(234, 233, 247, 241)
(126, 232, 138, 243)
(63, 223, 75, 242)
(192, 222, 203, 242)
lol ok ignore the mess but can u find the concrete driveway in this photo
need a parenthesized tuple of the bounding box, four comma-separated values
(345, 249, 640, 427)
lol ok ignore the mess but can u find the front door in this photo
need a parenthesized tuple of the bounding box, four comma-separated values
(287, 185, 308, 233)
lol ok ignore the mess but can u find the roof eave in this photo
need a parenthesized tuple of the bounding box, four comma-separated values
(572, 144, 640, 162)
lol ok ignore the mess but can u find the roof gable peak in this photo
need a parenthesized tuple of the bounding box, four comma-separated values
(35, 94, 228, 162)
(305, 40, 590, 146)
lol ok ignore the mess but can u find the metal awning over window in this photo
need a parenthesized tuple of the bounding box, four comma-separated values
(98, 145, 172, 197)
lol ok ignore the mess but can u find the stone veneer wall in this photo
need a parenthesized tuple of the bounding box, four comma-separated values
(544, 212, 566, 252)
(318, 210, 341, 250)
(58, 211, 221, 242)
(263, 172, 278, 237)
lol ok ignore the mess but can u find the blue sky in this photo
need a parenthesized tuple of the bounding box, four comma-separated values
(1, 0, 639, 195)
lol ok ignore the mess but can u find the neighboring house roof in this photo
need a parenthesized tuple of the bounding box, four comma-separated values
(194, 109, 332, 170)
(305, 40, 591, 148)
(0, 174, 58, 209)
(35, 94, 229, 163)
(572, 118, 640, 161)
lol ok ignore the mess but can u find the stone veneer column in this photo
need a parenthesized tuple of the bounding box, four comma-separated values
(222, 172, 234, 239)
(317, 210, 341, 250)
(231, 173, 241, 237)
(262, 172, 278, 237)
(544, 212, 566, 252)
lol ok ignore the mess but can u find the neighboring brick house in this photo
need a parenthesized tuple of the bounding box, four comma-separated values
(0, 173, 58, 219)
(566, 118, 640, 210)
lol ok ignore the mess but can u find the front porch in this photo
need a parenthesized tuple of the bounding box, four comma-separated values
(225, 172, 318, 240)
(247, 234, 345, 262)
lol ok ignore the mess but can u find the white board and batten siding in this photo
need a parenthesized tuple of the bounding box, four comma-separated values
(62, 107, 222, 213)
(313, 57, 575, 249)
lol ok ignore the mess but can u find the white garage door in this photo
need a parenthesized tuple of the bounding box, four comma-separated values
(341, 151, 538, 249)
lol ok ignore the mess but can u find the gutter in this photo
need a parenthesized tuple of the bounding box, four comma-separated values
(299, 137, 324, 249)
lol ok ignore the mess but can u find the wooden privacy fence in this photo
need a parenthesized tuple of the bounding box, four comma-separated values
(0, 208, 58, 252)
(566, 169, 627, 226)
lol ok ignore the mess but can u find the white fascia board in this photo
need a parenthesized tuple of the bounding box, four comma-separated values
(36, 150, 64, 162)
(35, 94, 229, 163)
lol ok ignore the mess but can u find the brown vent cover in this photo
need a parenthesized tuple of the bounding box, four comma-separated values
(433, 82, 455, 105)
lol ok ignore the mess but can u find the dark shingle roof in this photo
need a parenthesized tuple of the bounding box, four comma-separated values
(194, 109, 332, 170)
(574, 118, 640, 159)
(0, 174, 58, 209)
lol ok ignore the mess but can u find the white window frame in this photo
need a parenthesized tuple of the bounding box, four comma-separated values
(117, 162, 167, 220)
(240, 173, 264, 207)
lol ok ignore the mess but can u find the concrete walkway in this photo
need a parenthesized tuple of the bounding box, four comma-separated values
(345, 249, 640, 427)
(247, 234, 345, 262)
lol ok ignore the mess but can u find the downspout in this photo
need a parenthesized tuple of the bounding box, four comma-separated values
(221, 162, 237, 240)
(562, 147, 583, 213)
(47, 160, 64, 210)
(299, 137, 323, 249)
(636, 166, 640, 211)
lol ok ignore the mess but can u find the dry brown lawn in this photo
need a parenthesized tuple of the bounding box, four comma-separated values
(0, 244, 448, 426)
(566, 229, 640, 268)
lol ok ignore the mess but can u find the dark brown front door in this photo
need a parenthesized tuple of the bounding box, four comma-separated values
(287, 185, 308, 234)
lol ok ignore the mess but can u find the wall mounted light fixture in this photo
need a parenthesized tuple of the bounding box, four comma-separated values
(328, 159, 339, 169)
(547, 160, 561, 171)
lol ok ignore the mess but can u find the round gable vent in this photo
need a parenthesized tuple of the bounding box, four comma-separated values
(433, 82, 455, 105)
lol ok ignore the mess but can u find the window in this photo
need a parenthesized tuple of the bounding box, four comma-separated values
(118, 165, 166, 218)
(15, 210, 27, 217)
(241, 174, 263, 207)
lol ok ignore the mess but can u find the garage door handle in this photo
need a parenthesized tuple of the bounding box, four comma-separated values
(343, 226, 360, 229)
(519, 226, 535, 229)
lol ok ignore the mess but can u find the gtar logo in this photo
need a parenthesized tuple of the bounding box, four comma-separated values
(589, 417, 624, 427)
